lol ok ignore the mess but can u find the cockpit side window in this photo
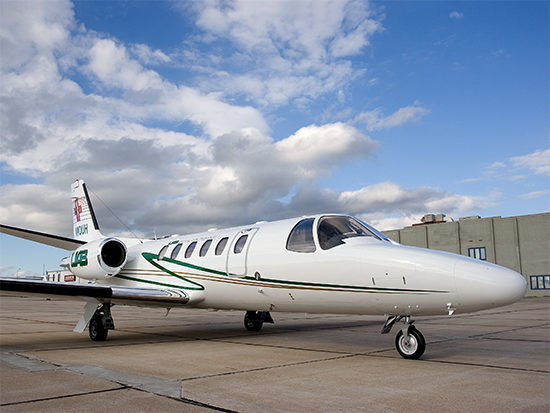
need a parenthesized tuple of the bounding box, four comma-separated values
(286, 218, 316, 253)
(318, 216, 381, 250)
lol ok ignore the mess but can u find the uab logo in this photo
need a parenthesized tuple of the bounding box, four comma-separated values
(71, 250, 88, 267)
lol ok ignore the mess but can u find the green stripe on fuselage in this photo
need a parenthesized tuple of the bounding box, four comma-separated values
(131, 252, 448, 295)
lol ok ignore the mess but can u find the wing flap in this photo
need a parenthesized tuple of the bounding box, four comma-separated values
(0, 279, 191, 307)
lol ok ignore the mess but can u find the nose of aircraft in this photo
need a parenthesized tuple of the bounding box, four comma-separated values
(453, 258, 527, 313)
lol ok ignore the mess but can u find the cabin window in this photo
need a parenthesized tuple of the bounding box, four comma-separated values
(170, 243, 183, 260)
(286, 218, 316, 253)
(317, 216, 379, 250)
(158, 245, 169, 260)
(234, 235, 248, 254)
(200, 239, 213, 257)
(215, 237, 229, 255)
(185, 241, 197, 258)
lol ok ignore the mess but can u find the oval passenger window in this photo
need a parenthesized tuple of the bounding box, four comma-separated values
(185, 241, 197, 258)
(215, 237, 229, 255)
(200, 239, 213, 257)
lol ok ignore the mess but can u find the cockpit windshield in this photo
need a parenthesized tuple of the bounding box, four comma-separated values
(317, 216, 386, 250)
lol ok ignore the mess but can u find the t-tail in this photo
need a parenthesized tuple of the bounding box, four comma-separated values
(72, 179, 102, 242)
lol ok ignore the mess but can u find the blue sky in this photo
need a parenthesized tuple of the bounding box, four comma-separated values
(0, 0, 548, 278)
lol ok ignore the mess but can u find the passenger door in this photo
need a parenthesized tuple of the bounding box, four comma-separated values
(226, 228, 259, 277)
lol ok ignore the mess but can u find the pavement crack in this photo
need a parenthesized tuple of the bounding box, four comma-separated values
(180, 353, 360, 382)
(0, 387, 126, 407)
(420, 358, 550, 374)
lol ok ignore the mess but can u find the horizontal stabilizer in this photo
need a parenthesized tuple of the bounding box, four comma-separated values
(0, 224, 85, 251)
(0, 279, 191, 307)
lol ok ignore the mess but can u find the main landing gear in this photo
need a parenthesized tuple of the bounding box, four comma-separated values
(243, 311, 274, 331)
(382, 315, 426, 360)
(89, 303, 115, 341)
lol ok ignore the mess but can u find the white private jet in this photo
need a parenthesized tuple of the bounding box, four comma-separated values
(0, 179, 527, 359)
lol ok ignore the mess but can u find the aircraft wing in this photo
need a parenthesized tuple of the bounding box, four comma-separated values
(0, 278, 191, 307)
(0, 224, 85, 251)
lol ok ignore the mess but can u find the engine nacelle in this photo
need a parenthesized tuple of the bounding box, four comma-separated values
(69, 238, 127, 280)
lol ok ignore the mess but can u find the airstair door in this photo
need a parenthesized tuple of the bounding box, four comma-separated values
(226, 228, 258, 277)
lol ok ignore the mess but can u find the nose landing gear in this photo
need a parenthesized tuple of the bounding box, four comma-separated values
(382, 315, 426, 359)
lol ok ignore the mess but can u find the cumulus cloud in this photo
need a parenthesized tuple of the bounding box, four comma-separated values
(130, 44, 171, 65)
(338, 182, 493, 215)
(0, 0, 496, 240)
(180, 0, 383, 107)
(274, 123, 379, 165)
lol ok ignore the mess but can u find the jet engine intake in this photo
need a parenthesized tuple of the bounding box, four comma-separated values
(69, 238, 127, 280)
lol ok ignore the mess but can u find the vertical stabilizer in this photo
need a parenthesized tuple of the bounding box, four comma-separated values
(72, 179, 102, 242)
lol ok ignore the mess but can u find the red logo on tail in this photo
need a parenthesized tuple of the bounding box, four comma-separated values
(74, 199, 83, 222)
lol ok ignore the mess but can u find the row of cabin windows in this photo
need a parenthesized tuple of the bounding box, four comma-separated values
(158, 234, 249, 260)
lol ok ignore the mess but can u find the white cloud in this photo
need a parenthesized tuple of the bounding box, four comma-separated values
(130, 44, 171, 65)
(193, 0, 379, 58)
(87, 39, 164, 91)
(338, 182, 493, 216)
(274, 123, 379, 165)
(510, 149, 550, 176)
(449, 11, 464, 20)
(0, 0, 497, 240)
(181, 0, 383, 107)
(352, 102, 430, 131)
(520, 190, 550, 200)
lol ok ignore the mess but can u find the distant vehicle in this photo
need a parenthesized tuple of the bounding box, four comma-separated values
(0, 179, 527, 359)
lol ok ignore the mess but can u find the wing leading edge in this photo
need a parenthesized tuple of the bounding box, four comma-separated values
(0, 224, 85, 251)
(0, 279, 191, 307)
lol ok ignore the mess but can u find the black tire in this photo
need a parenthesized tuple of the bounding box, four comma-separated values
(244, 313, 263, 332)
(89, 315, 108, 341)
(395, 326, 425, 359)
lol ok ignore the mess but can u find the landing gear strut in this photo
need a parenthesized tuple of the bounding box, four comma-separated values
(244, 311, 274, 332)
(382, 315, 426, 360)
(89, 303, 114, 341)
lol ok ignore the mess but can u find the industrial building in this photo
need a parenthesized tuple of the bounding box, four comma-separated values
(383, 212, 550, 297)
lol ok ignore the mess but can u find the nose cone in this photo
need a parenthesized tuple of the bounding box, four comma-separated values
(454, 258, 527, 313)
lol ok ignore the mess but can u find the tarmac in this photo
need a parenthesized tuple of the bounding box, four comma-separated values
(0, 295, 548, 413)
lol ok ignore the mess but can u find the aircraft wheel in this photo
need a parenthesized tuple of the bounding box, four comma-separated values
(244, 313, 263, 332)
(395, 326, 425, 359)
(89, 314, 108, 341)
